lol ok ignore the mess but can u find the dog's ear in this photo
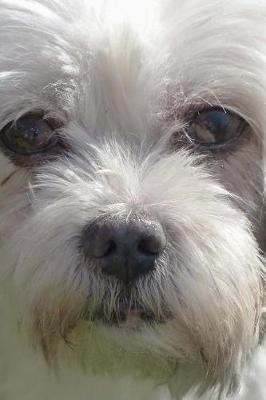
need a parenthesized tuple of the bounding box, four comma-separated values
(257, 189, 266, 342)
(258, 193, 266, 254)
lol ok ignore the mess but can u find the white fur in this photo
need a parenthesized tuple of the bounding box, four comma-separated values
(0, 0, 266, 399)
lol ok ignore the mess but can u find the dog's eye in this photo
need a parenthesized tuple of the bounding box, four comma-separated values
(186, 109, 247, 148)
(1, 114, 59, 155)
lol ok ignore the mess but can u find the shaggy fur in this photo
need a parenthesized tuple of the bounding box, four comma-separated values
(0, 0, 266, 399)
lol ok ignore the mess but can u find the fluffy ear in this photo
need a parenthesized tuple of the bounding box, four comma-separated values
(256, 178, 266, 253)
(259, 212, 266, 253)
(257, 183, 266, 343)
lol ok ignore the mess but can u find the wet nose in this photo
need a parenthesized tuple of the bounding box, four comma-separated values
(81, 217, 166, 284)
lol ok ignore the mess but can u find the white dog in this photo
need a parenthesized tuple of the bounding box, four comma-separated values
(0, 0, 266, 399)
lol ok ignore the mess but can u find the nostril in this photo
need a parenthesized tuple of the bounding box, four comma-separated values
(137, 237, 162, 256)
(101, 240, 117, 258)
(94, 239, 117, 259)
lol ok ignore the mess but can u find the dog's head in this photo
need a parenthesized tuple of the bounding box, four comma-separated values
(0, 0, 265, 395)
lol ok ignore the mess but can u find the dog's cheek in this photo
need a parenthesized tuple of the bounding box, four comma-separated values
(0, 152, 31, 224)
(154, 215, 262, 391)
(138, 155, 264, 388)
(0, 153, 34, 281)
(210, 136, 264, 237)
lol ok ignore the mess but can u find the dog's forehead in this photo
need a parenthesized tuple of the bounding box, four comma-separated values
(0, 0, 265, 135)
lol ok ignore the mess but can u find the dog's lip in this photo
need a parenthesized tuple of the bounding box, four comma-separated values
(120, 307, 146, 329)
(87, 303, 158, 326)
(124, 306, 150, 321)
(126, 308, 143, 318)
(87, 303, 169, 327)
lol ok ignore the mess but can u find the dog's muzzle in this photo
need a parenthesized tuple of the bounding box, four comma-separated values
(81, 216, 166, 284)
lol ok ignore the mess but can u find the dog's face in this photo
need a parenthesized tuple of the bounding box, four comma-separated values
(0, 0, 265, 394)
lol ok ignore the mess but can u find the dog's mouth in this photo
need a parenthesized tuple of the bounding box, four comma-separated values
(88, 306, 154, 328)
(86, 301, 169, 328)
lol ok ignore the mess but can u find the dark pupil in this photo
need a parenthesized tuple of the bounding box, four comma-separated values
(201, 111, 230, 142)
(190, 110, 243, 146)
(12, 116, 52, 153)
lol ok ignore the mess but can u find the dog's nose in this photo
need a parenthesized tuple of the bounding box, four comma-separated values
(81, 217, 166, 283)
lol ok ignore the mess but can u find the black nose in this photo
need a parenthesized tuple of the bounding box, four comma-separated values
(81, 217, 166, 284)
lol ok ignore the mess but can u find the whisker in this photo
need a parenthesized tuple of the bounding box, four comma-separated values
(1, 169, 19, 186)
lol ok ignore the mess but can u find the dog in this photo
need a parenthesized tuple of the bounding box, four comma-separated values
(0, 0, 266, 399)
